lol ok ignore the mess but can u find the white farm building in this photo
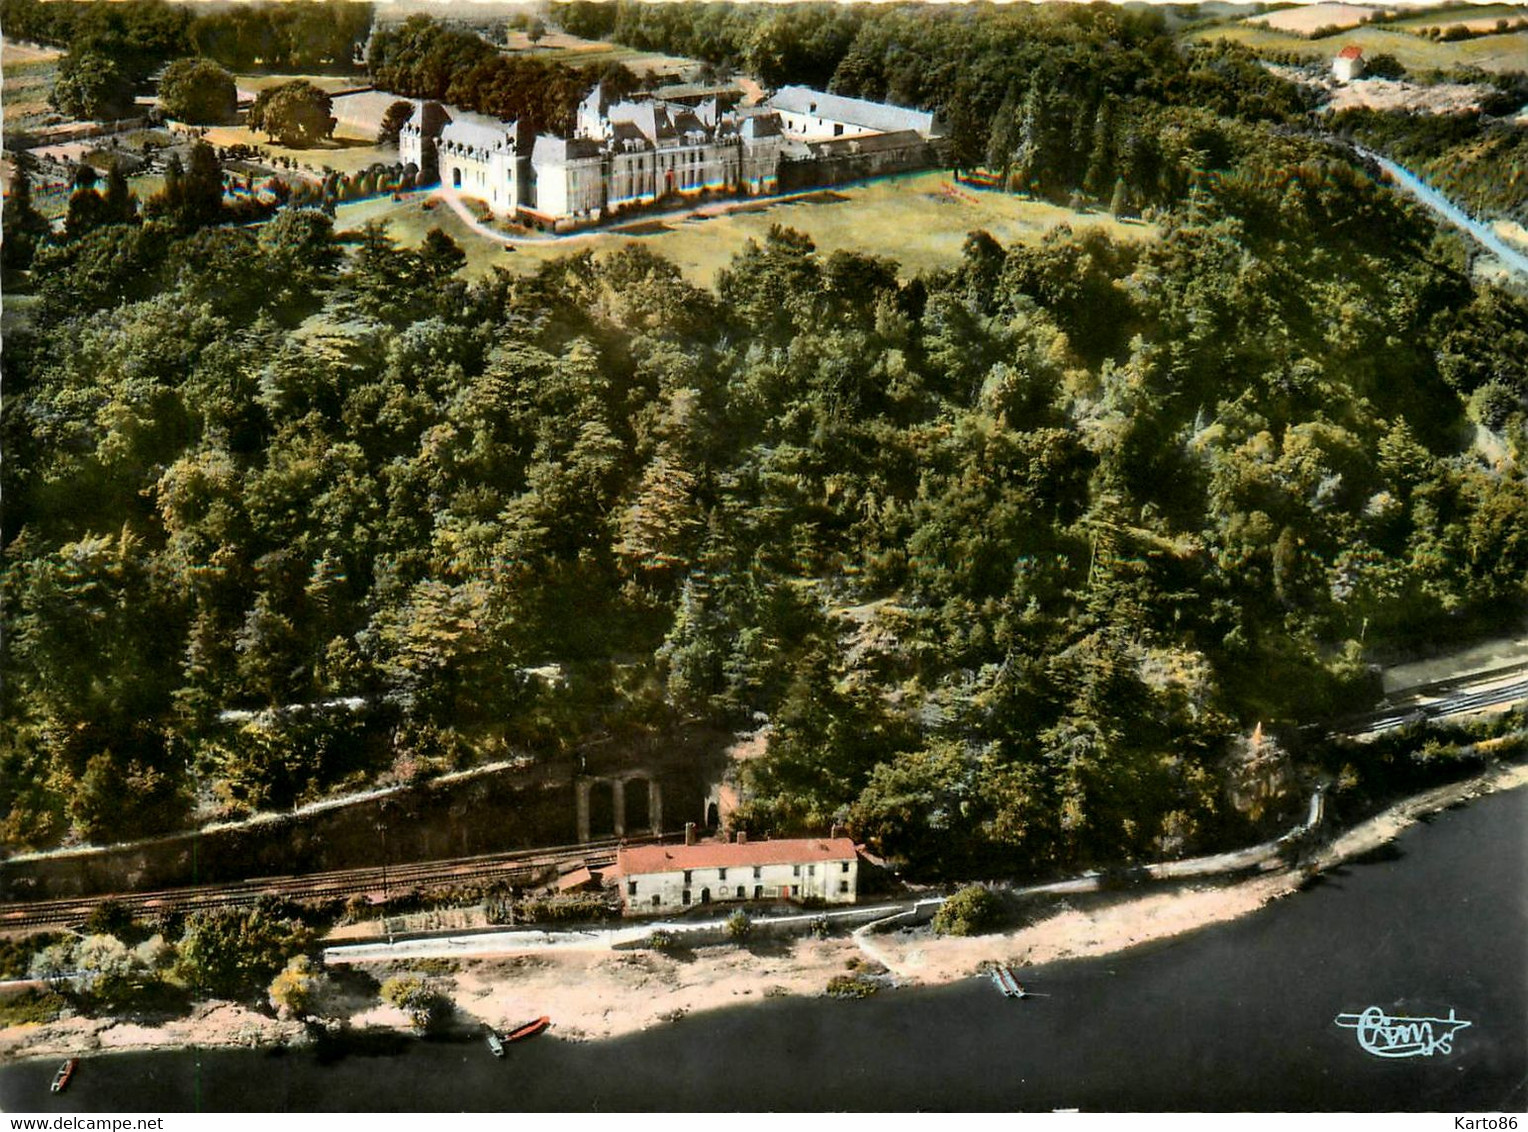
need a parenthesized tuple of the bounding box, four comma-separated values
(766, 85, 939, 142)
(615, 836, 860, 915)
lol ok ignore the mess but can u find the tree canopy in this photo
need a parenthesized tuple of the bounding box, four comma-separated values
(158, 57, 237, 125)
(247, 80, 337, 148)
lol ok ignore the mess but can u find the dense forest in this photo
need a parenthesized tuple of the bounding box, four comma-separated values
(364, 16, 618, 139)
(556, 0, 1313, 209)
(3, 2, 1528, 881)
(0, 0, 371, 74)
(1331, 107, 1528, 227)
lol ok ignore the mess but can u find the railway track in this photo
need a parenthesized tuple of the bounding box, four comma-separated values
(1341, 675, 1528, 738)
(0, 836, 653, 932)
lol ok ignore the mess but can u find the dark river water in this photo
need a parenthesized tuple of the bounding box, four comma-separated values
(5, 783, 1524, 1112)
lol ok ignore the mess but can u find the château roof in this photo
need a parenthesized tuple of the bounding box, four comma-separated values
(768, 85, 937, 136)
(617, 837, 858, 876)
(1337, 45, 1364, 59)
(440, 109, 518, 153)
(532, 135, 602, 163)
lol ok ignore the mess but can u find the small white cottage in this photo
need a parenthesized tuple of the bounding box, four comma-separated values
(1334, 45, 1365, 83)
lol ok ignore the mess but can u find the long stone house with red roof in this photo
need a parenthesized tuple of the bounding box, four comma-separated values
(614, 836, 859, 915)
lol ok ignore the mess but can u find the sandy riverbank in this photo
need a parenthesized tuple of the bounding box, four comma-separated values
(5, 760, 1525, 1064)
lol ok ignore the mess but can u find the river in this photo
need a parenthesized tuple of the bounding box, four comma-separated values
(3, 783, 1524, 1112)
(1358, 146, 1528, 281)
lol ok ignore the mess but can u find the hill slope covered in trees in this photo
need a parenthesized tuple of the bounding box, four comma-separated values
(3, 2, 1527, 881)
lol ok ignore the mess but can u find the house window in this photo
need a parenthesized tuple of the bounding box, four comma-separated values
(683, 870, 692, 884)
(790, 885, 799, 897)
(808, 865, 815, 877)
(652, 894, 660, 907)
(842, 862, 850, 873)
(753, 866, 761, 879)
(793, 865, 801, 877)
(682, 889, 691, 905)
(736, 886, 745, 899)
(718, 868, 727, 881)
(754, 885, 763, 899)
(839, 881, 849, 894)
(627, 881, 637, 896)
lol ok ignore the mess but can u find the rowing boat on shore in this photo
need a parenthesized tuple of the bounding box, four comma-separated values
(504, 1016, 550, 1042)
(989, 966, 1027, 998)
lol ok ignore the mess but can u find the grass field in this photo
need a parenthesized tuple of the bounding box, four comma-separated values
(333, 171, 1157, 288)
(498, 29, 699, 77)
(231, 73, 369, 96)
(1188, 22, 1528, 73)
(198, 121, 397, 178)
(1244, 3, 1381, 36)
(2, 44, 61, 134)
(1384, 4, 1528, 32)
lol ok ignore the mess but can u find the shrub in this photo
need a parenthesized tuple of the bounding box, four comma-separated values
(0, 932, 68, 980)
(380, 975, 453, 1032)
(83, 899, 139, 942)
(268, 954, 326, 1019)
(513, 894, 607, 924)
(826, 974, 880, 998)
(0, 988, 69, 1026)
(645, 929, 682, 953)
(932, 885, 1004, 937)
(725, 910, 753, 943)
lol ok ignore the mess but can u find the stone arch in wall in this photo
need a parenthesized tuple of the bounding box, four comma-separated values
(575, 773, 665, 842)
(624, 778, 650, 831)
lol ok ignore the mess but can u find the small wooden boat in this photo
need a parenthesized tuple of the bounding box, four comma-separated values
(50, 1059, 77, 1093)
(486, 1030, 505, 1058)
(990, 966, 1040, 999)
(503, 1016, 550, 1043)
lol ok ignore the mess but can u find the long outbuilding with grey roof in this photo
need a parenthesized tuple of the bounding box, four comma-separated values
(767, 85, 941, 141)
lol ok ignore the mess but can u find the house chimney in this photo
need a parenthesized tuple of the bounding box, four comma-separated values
(830, 823, 843, 840)
(737, 829, 747, 845)
(685, 821, 697, 846)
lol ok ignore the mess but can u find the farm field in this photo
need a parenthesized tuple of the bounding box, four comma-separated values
(1385, 4, 1528, 32)
(1188, 22, 1528, 73)
(498, 28, 700, 77)
(1244, 3, 1383, 36)
(2, 38, 62, 134)
(333, 170, 1157, 288)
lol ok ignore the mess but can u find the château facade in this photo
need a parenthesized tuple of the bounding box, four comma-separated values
(399, 84, 944, 231)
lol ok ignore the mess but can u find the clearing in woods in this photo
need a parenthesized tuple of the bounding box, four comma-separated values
(333, 170, 1157, 286)
(1187, 21, 1528, 73)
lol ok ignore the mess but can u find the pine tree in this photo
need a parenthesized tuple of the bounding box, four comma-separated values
(2, 155, 53, 273)
(1083, 99, 1116, 201)
(103, 161, 139, 225)
(1109, 177, 1131, 219)
(985, 84, 1020, 189)
(1010, 81, 1046, 196)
